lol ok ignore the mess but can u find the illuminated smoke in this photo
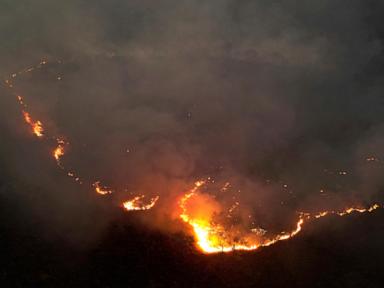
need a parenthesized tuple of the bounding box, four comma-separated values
(4, 60, 382, 254)
(179, 180, 380, 253)
(6, 60, 159, 210)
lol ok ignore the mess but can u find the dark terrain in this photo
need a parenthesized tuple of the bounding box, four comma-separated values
(1, 188, 383, 288)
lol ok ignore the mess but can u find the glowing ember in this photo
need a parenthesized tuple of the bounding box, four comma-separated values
(93, 181, 113, 195)
(17, 95, 24, 105)
(52, 138, 67, 167)
(53, 144, 65, 162)
(313, 204, 380, 218)
(7, 59, 383, 255)
(123, 196, 159, 211)
(7, 60, 161, 218)
(179, 181, 381, 254)
(22, 111, 44, 137)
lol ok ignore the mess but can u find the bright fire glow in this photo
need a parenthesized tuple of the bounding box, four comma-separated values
(123, 195, 159, 211)
(7, 60, 383, 255)
(53, 144, 65, 162)
(93, 181, 113, 195)
(179, 181, 380, 254)
(8, 60, 160, 214)
(22, 111, 44, 137)
(314, 204, 380, 218)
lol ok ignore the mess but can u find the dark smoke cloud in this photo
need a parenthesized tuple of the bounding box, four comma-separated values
(1, 0, 384, 243)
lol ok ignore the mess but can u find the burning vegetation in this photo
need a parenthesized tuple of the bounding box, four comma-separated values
(22, 110, 44, 137)
(3, 59, 382, 254)
(123, 195, 159, 211)
(178, 180, 380, 253)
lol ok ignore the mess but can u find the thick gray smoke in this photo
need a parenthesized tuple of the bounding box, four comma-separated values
(1, 0, 384, 244)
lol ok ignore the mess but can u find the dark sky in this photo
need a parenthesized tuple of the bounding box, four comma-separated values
(1, 0, 384, 263)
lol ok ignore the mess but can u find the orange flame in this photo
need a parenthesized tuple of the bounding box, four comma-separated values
(52, 138, 67, 166)
(53, 145, 65, 162)
(92, 181, 113, 195)
(22, 111, 44, 137)
(179, 181, 381, 253)
(9, 60, 382, 255)
(123, 195, 159, 211)
(314, 204, 380, 218)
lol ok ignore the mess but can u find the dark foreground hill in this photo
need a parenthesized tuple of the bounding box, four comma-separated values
(1, 196, 384, 288)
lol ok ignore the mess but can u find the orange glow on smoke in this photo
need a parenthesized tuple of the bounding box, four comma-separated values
(179, 181, 380, 254)
(9, 60, 161, 218)
(7, 60, 383, 255)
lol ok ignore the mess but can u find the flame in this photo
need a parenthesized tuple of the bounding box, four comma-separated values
(22, 111, 44, 137)
(52, 138, 67, 167)
(18, 93, 44, 138)
(7, 60, 161, 216)
(7, 59, 383, 255)
(179, 188, 228, 253)
(123, 195, 159, 211)
(179, 181, 381, 254)
(314, 204, 380, 218)
(53, 144, 65, 162)
(92, 181, 113, 195)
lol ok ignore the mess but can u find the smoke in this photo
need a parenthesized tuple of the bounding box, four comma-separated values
(1, 0, 384, 246)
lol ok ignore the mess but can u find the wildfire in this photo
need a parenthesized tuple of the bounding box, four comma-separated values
(179, 181, 381, 254)
(7, 59, 383, 255)
(314, 204, 380, 218)
(93, 181, 113, 195)
(6, 59, 162, 216)
(22, 111, 44, 137)
(52, 138, 68, 167)
(179, 188, 229, 253)
(123, 195, 159, 211)
(53, 144, 65, 162)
